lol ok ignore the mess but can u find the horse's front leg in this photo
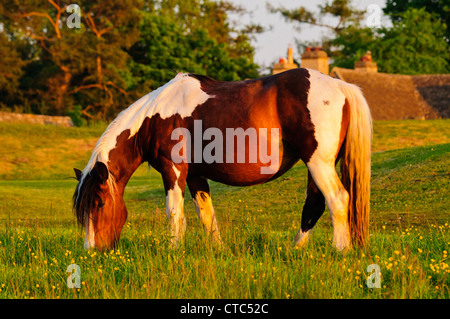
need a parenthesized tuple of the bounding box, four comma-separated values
(160, 160, 188, 248)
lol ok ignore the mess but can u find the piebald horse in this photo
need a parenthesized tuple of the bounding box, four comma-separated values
(73, 68, 372, 252)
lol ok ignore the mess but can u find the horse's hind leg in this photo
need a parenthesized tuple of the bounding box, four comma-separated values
(295, 171, 326, 248)
(307, 160, 351, 251)
(187, 176, 222, 244)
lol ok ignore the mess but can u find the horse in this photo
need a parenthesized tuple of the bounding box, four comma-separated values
(73, 68, 372, 252)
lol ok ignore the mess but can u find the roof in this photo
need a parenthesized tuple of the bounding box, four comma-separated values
(331, 67, 450, 120)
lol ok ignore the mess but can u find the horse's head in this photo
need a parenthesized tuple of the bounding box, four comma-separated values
(73, 161, 127, 251)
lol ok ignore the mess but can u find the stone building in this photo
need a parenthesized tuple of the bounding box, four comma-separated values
(300, 46, 329, 75)
(272, 47, 449, 120)
(272, 45, 298, 74)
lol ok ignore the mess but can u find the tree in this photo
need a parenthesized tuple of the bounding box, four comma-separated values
(0, 0, 261, 121)
(268, 0, 367, 65)
(330, 7, 449, 74)
(5, 0, 75, 115)
(3, 0, 143, 119)
(268, 0, 364, 35)
(270, 0, 449, 75)
(372, 8, 449, 74)
(128, 1, 260, 94)
(384, 0, 449, 42)
(0, 21, 26, 111)
(70, 0, 143, 119)
(328, 25, 376, 69)
(154, 0, 263, 61)
(128, 11, 259, 95)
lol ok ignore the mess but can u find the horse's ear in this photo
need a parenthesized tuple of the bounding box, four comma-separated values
(74, 168, 82, 181)
(93, 161, 109, 184)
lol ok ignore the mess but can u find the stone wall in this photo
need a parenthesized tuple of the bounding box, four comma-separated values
(0, 112, 74, 127)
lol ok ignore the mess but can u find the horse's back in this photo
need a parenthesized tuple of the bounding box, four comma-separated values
(163, 69, 348, 186)
(184, 69, 319, 185)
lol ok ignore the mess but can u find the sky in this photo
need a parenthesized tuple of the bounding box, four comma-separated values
(226, 0, 388, 71)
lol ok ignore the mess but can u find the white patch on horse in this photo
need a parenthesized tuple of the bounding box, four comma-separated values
(305, 69, 351, 250)
(305, 68, 346, 165)
(84, 216, 95, 250)
(80, 73, 213, 180)
(172, 163, 181, 180)
(166, 165, 186, 247)
(294, 229, 311, 248)
(166, 185, 184, 218)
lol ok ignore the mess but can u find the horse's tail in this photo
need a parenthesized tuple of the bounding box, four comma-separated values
(337, 80, 372, 246)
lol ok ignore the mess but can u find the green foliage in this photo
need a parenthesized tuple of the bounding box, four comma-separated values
(330, 7, 449, 75)
(0, 29, 26, 111)
(67, 105, 83, 127)
(128, 2, 259, 93)
(373, 8, 449, 74)
(1, 0, 144, 119)
(268, 0, 364, 33)
(271, 1, 449, 75)
(384, 0, 449, 41)
(0, 0, 261, 122)
(328, 25, 376, 69)
(129, 14, 234, 92)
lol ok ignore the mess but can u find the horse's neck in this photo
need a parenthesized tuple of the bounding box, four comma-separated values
(107, 128, 147, 189)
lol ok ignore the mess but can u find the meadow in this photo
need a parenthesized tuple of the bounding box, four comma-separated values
(0, 120, 449, 299)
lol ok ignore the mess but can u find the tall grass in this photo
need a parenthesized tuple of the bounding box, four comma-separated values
(0, 120, 449, 299)
(0, 214, 448, 299)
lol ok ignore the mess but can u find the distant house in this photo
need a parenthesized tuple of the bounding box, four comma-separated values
(272, 45, 298, 74)
(273, 48, 450, 120)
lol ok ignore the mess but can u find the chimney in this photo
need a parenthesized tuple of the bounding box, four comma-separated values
(272, 45, 298, 74)
(288, 45, 294, 65)
(354, 51, 378, 72)
(300, 46, 329, 74)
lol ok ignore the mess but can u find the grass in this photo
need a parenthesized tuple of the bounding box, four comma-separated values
(0, 121, 105, 180)
(0, 120, 449, 299)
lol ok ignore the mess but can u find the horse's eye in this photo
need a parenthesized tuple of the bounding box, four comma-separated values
(98, 201, 105, 208)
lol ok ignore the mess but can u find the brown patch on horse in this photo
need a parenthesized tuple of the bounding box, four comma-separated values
(336, 98, 350, 160)
(183, 77, 281, 185)
(106, 114, 186, 188)
(137, 114, 188, 193)
(107, 128, 143, 187)
(273, 69, 317, 164)
(187, 69, 317, 184)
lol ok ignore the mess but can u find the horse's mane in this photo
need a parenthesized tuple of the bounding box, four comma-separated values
(187, 73, 217, 84)
(73, 170, 103, 226)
